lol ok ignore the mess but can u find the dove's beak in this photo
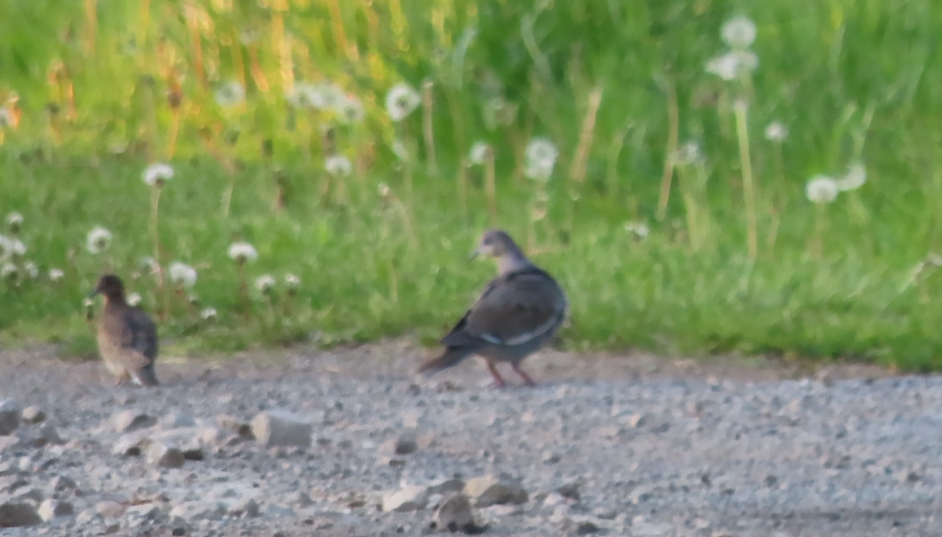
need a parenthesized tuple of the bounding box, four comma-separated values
(87, 288, 100, 299)
(468, 248, 481, 261)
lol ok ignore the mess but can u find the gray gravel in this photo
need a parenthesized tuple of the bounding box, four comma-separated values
(0, 342, 940, 536)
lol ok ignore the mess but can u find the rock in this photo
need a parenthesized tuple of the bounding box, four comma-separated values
(147, 443, 185, 469)
(37, 423, 64, 446)
(382, 485, 428, 512)
(263, 504, 296, 518)
(227, 497, 259, 518)
(563, 517, 602, 535)
(111, 410, 156, 433)
(50, 475, 77, 494)
(150, 429, 205, 461)
(434, 493, 481, 534)
(20, 407, 45, 425)
(37, 499, 74, 521)
(385, 430, 418, 455)
(556, 479, 583, 501)
(113, 431, 150, 457)
(464, 475, 529, 507)
(0, 497, 42, 527)
(427, 477, 466, 495)
(0, 400, 22, 436)
(169, 501, 226, 522)
(251, 410, 312, 448)
(124, 504, 164, 527)
(0, 475, 27, 494)
(160, 413, 196, 429)
(217, 415, 254, 440)
(94, 500, 127, 519)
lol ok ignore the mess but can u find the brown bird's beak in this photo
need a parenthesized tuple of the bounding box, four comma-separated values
(87, 288, 101, 298)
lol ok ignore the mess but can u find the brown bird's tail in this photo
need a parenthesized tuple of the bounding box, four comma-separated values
(418, 347, 475, 374)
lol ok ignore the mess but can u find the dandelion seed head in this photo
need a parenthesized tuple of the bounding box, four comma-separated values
(86, 226, 113, 254)
(805, 176, 839, 204)
(140, 257, 158, 274)
(673, 142, 702, 166)
(255, 274, 276, 293)
(201, 307, 218, 320)
(7, 238, 25, 257)
(378, 183, 391, 198)
(733, 98, 749, 112)
(625, 221, 651, 239)
(325, 155, 353, 177)
(705, 51, 758, 81)
(284, 273, 300, 290)
(524, 138, 559, 182)
(228, 242, 258, 263)
(391, 140, 409, 162)
(5, 212, 23, 232)
(215, 81, 246, 108)
(127, 292, 142, 307)
(469, 142, 491, 165)
(764, 121, 789, 142)
(83, 297, 95, 309)
(837, 162, 866, 191)
(385, 83, 421, 122)
(22, 261, 37, 279)
(168, 262, 198, 288)
(1, 263, 17, 279)
(721, 15, 757, 49)
(335, 96, 365, 124)
(143, 163, 174, 186)
(49, 268, 64, 282)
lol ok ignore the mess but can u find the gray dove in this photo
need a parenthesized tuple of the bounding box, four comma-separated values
(419, 229, 567, 387)
(90, 274, 160, 387)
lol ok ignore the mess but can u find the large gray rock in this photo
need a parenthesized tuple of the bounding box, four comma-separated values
(19, 407, 45, 425)
(382, 485, 428, 512)
(0, 400, 22, 436)
(147, 442, 185, 469)
(169, 501, 226, 522)
(464, 475, 529, 507)
(0, 497, 42, 527)
(251, 410, 312, 448)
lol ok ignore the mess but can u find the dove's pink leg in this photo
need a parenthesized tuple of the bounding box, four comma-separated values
(512, 364, 537, 387)
(484, 361, 507, 388)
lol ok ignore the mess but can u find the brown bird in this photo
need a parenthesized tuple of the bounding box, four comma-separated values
(90, 274, 160, 387)
(418, 229, 567, 387)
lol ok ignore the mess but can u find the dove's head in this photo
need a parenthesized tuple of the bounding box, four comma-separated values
(470, 229, 530, 273)
(90, 274, 126, 302)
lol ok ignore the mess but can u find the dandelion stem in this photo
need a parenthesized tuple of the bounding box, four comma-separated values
(167, 108, 181, 159)
(484, 148, 498, 224)
(222, 175, 235, 217)
(811, 203, 826, 259)
(421, 80, 438, 179)
(150, 186, 168, 319)
(84, 0, 97, 54)
(656, 78, 679, 220)
(734, 103, 758, 261)
(678, 167, 701, 250)
(569, 87, 604, 187)
(237, 262, 250, 319)
(185, 9, 207, 90)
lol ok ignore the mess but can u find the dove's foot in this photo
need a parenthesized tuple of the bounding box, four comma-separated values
(512, 364, 538, 387)
(485, 361, 507, 388)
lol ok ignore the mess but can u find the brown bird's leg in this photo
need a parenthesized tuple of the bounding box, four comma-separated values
(484, 360, 507, 388)
(512, 363, 537, 387)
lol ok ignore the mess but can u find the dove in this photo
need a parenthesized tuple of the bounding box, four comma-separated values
(419, 229, 567, 387)
(90, 274, 160, 387)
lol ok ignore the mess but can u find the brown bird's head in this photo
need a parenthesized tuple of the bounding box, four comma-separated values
(469, 229, 530, 274)
(90, 274, 126, 302)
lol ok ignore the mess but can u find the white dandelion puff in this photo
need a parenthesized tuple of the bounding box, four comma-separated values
(284, 273, 300, 290)
(127, 292, 142, 307)
(732, 50, 759, 71)
(228, 242, 258, 263)
(335, 95, 365, 124)
(5, 212, 23, 232)
(837, 162, 866, 191)
(201, 307, 218, 321)
(49, 268, 64, 282)
(469, 142, 491, 165)
(625, 221, 651, 239)
(22, 261, 38, 279)
(705, 51, 758, 81)
(378, 183, 391, 198)
(168, 262, 198, 288)
(325, 155, 353, 177)
(805, 176, 839, 204)
(140, 256, 158, 274)
(143, 163, 174, 186)
(391, 140, 409, 162)
(524, 138, 559, 182)
(385, 83, 421, 122)
(764, 121, 789, 142)
(7, 238, 25, 257)
(83, 297, 95, 310)
(672, 142, 702, 166)
(1, 263, 17, 279)
(0, 108, 12, 129)
(255, 274, 276, 293)
(721, 15, 757, 49)
(86, 226, 113, 254)
(215, 81, 246, 108)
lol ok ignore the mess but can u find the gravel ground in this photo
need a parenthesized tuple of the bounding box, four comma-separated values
(0, 341, 940, 536)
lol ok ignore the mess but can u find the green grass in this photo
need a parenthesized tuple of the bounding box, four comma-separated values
(2, 0, 942, 370)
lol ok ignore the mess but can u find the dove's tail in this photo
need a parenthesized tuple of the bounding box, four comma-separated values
(418, 346, 476, 374)
(132, 364, 160, 387)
